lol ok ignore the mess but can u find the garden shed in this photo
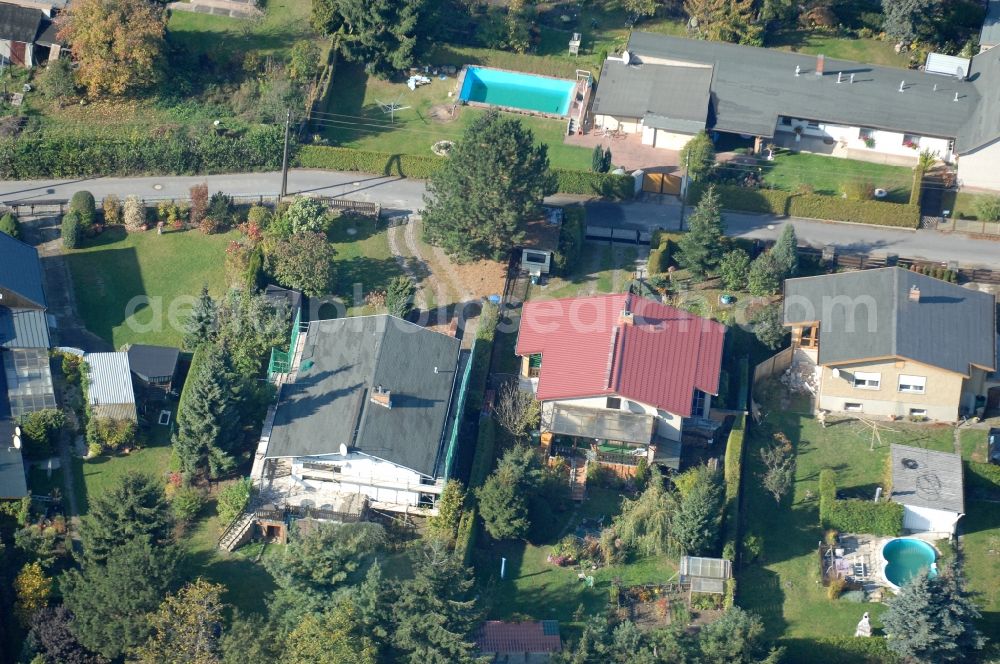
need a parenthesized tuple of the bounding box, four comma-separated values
(889, 444, 964, 535)
(126, 344, 179, 399)
(85, 352, 137, 423)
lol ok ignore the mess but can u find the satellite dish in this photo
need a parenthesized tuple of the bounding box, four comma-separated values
(622, 50, 631, 65)
(832, 368, 841, 379)
(339, 443, 348, 457)
(12, 435, 21, 450)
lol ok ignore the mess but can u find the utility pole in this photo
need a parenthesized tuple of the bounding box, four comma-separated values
(679, 148, 690, 231)
(280, 108, 291, 199)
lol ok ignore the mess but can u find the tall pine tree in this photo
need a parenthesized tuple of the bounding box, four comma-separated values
(423, 110, 555, 261)
(771, 224, 798, 278)
(882, 564, 984, 663)
(172, 344, 240, 479)
(77, 471, 173, 566)
(677, 185, 726, 278)
(184, 285, 217, 350)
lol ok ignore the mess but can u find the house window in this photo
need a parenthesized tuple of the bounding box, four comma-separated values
(909, 408, 927, 418)
(807, 121, 820, 129)
(898, 374, 926, 394)
(524, 250, 547, 264)
(853, 371, 881, 390)
(606, 397, 621, 409)
(902, 134, 921, 149)
(780, 117, 792, 126)
(858, 128, 874, 141)
(844, 402, 864, 412)
(691, 390, 707, 418)
(800, 326, 819, 348)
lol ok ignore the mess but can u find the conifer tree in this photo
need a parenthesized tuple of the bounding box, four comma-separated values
(172, 344, 240, 479)
(423, 110, 555, 261)
(676, 185, 726, 278)
(771, 224, 798, 278)
(184, 285, 217, 350)
(77, 472, 172, 566)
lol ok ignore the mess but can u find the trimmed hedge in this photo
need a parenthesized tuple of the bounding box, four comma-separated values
(551, 168, 634, 199)
(469, 418, 497, 489)
(820, 469, 902, 535)
(786, 637, 900, 664)
(688, 182, 920, 229)
(297, 145, 635, 199)
(552, 205, 585, 275)
(70, 191, 97, 227)
(0, 126, 285, 179)
(61, 211, 81, 249)
(463, 302, 500, 419)
(721, 414, 746, 562)
(454, 506, 478, 565)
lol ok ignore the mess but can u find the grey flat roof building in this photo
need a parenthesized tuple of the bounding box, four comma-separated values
(596, 32, 1000, 154)
(265, 316, 461, 478)
(126, 344, 179, 383)
(784, 268, 996, 376)
(0, 232, 46, 309)
(890, 444, 964, 514)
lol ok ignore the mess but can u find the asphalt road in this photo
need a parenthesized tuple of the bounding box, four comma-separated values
(2, 169, 999, 267)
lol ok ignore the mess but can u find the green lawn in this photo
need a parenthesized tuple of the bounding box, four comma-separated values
(167, 0, 317, 61)
(531, 243, 631, 301)
(960, 428, 988, 462)
(327, 214, 404, 311)
(72, 441, 173, 517)
(761, 152, 914, 203)
(475, 487, 676, 632)
(739, 398, 957, 656)
(65, 227, 236, 349)
(941, 189, 996, 220)
(962, 500, 1000, 646)
(320, 61, 592, 171)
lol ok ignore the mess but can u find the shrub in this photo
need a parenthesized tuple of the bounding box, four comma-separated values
(455, 507, 477, 565)
(285, 196, 329, 234)
(827, 576, 846, 600)
(217, 477, 254, 525)
(189, 183, 209, 227)
(102, 194, 121, 225)
(719, 248, 751, 290)
(0, 125, 285, 179)
(170, 486, 205, 525)
(69, 191, 97, 228)
(85, 417, 137, 454)
(18, 409, 65, 458)
(468, 418, 496, 489)
(246, 204, 272, 229)
(841, 180, 875, 201)
(973, 195, 1000, 222)
(122, 196, 146, 231)
(206, 192, 233, 229)
(0, 211, 21, 238)
(826, 499, 903, 536)
(199, 216, 219, 235)
(721, 414, 745, 562)
(552, 206, 585, 275)
(61, 211, 81, 249)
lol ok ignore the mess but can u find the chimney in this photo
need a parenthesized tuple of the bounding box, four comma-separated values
(908, 285, 921, 303)
(371, 384, 392, 409)
(619, 309, 634, 326)
(815, 54, 825, 76)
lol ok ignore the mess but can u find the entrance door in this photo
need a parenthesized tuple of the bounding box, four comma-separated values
(10, 41, 26, 66)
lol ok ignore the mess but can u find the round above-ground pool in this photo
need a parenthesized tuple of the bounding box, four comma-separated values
(881, 538, 938, 589)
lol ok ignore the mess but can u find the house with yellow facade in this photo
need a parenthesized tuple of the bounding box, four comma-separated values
(782, 267, 997, 422)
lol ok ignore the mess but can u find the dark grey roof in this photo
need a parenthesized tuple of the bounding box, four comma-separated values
(0, 308, 49, 349)
(263, 285, 302, 318)
(784, 268, 996, 376)
(34, 19, 56, 47)
(890, 444, 964, 514)
(0, 419, 27, 499)
(0, 2, 41, 43)
(981, 1, 1000, 48)
(621, 32, 981, 144)
(126, 344, 179, 381)
(959, 49, 1000, 153)
(265, 316, 461, 477)
(0, 232, 46, 308)
(592, 57, 711, 133)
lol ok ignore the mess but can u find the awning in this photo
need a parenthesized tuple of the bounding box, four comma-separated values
(549, 404, 654, 445)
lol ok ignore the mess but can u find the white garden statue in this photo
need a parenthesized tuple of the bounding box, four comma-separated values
(854, 612, 872, 638)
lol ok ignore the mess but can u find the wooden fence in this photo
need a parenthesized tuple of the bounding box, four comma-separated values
(752, 347, 794, 385)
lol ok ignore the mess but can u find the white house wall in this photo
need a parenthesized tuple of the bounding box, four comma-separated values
(292, 453, 441, 509)
(542, 395, 684, 442)
(775, 119, 954, 163)
(654, 130, 693, 150)
(957, 138, 1000, 191)
(902, 504, 961, 535)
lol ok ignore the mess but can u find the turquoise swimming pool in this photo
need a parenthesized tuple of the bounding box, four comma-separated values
(882, 538, 938, 588)
(459, 67, 574, 116)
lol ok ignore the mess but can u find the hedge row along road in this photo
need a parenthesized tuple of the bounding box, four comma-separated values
(1, 169, 998, 268)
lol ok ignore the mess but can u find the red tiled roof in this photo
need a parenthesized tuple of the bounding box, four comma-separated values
(475, 621, 562, 654)
(516, 293, 725, 416)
